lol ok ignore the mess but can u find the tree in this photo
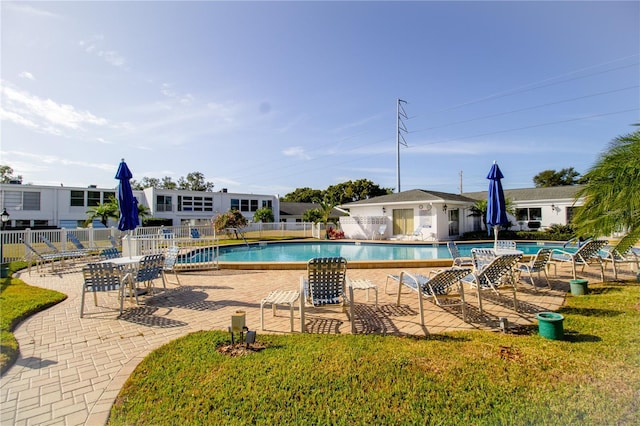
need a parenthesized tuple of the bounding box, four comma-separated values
(85, 196, 150, 228)
(131, 173, 210, 190)
(0, 165, 22, 184)
(572, 129, 640, 238)
(178, 172, 214, 192)
(281, 187, 323, 203)
(324, 179, 392, 205)
(253, 207, 274, 223)
(161, 176, 177, 190)
(85, 198, 119, 228)
(468, 198, 515, 231)
(136, 203, 151, 220)
(302, 208, 323, 223)
(533, 168, 581, 187)
(314, 196, 338, 238)
(213, 210, 248, 238)
(468, 199, 488, 231)
(281, 179, 392, 204)
(131, 177, 161, 190)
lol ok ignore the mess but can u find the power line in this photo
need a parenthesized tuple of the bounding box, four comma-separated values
(410, 85, 639, 133)
(412, 108, 638, 148)
(410, 55, 639, 118)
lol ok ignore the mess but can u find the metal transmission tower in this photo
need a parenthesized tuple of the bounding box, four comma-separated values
(396, 99, 408, 193)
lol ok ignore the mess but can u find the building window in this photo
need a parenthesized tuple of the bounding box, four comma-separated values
(103, 191, 115, 202)
(516, 208, 542, 221)
(566, 206, 578, 224)
(178, 195, 214, 212)
(87, 191, 101, 207)
(157, 195, 172, 212)
(240, 199, 249, 212)
(15, 220, 31, 228)
(250, 199, 259, 212)
(22, 192, 41, 210)
(3, 191, 41, 211)
(262, 200, 273, 209)
(230, 199, 240, 211)
(70, 191, 84, 207)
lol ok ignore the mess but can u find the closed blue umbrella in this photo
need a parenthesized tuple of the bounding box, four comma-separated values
(116, 159, 139, 256)
(486, 161, 509, 249)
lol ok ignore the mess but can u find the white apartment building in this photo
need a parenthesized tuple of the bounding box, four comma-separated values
(0, 182, 280, 230)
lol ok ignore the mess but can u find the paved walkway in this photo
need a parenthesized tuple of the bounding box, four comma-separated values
(1, 263, 572, 425)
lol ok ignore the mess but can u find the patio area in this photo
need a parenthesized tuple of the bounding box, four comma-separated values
(1, 263, 575, 425)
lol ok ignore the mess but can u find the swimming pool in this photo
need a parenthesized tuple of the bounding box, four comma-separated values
(181, 241, 571, 269)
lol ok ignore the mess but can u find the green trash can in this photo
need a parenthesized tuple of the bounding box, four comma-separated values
(569, 279, 588, 296)
(535, 312, 564, 340)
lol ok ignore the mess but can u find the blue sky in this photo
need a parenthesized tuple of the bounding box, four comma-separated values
(1, 1, 638, 196)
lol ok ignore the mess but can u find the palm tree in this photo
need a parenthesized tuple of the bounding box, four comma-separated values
(85, 199, 119, 228)
(572, 129, 640, 237)
(468, 198, 515, 232)
(136, 203, 150, 222)
(314, 196, 337, 239)
(468, 199, 488, 231)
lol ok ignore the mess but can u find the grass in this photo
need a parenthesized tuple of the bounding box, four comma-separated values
(109, 282, 640, 425)
(0, 262, 67, 375)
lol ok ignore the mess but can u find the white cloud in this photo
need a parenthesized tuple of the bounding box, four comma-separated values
(4, 150, 115, 174)
(78, 35, 127, 70)
(18, 71, 35, 80)
(98, 50, 126, 68)
(282, 146, 311, 160)
(1, 81, 109, 135)
(161, 83, 195, 106)
(4, 3, 63, 19)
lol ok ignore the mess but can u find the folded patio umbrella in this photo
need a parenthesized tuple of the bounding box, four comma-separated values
(486, 161, 509, 250)
(116, 159, 139, 257)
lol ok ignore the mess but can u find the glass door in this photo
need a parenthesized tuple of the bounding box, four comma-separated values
(392, 209, 414, 236)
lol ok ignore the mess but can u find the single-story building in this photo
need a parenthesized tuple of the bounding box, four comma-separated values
(338, 185, 584, 241)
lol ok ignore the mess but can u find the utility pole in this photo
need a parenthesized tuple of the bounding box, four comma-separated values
(396, 99, 408, 193)
(459, 170, 463, 194)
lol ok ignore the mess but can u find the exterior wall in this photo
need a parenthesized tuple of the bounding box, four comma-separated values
(509, 199, 575, 231)
(342, 203, 452, 240)
(0, 183, 279, 229)
(343, 198, 580, 240)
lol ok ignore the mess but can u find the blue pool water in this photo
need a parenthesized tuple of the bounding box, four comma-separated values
(182, 241, 571, 263)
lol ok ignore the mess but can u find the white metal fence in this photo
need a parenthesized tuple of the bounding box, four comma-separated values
(1, 222, 317, 264)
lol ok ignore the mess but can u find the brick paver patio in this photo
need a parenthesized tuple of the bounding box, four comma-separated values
(1, 262, 577, 425)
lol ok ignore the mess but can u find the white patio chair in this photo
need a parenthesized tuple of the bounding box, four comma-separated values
(80, 262, 127, 318)
(388, 268, 472, 324)
(300, 257, 355, 333)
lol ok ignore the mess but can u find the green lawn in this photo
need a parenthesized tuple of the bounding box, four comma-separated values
(109, 282, 640, 425)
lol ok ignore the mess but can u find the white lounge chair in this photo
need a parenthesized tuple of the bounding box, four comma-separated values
(462, 252, 522, 313)
(515, 248, 553, 291)
(551, 239, 608, 281)
(300, 257, 355, 333)
(447, 242, 473, 267)
(601, 233, 640, 280)
(388, 268, 472, 324)
(373, 224, 387, 240)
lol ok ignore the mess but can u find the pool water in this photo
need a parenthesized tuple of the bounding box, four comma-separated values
(182, 241, 571, 263)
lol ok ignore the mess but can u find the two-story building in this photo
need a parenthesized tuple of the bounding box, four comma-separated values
(0, 182, 280, 229)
